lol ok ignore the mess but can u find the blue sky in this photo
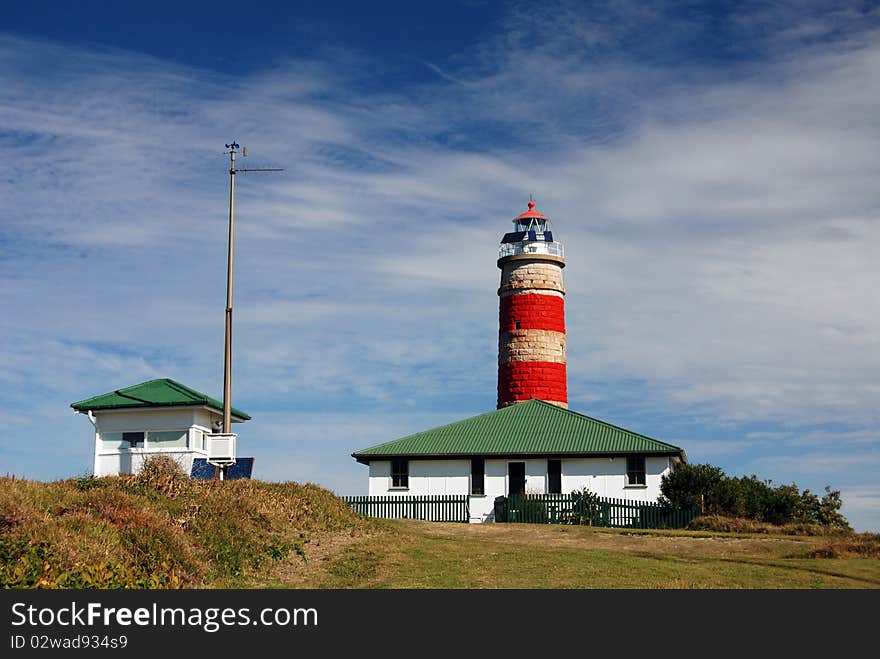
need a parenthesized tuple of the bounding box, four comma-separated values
(2, 1, 878, 532)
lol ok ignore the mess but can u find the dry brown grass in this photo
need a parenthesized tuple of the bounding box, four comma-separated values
(0, 463, 370, 589)
(3, 470, 877, 590)
(793, 533, 880, 559)
(687, 514, 850, 536)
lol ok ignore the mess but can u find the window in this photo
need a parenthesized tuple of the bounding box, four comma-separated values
(99, 432, 127, 449)
(147, 430, 188, 448)
(514, 320, 521, 330)
(627, 456, 646, 486)
(548, 459, 561, 494)
(122, 432, 144, 448)
(471, 458, 485, 495)
(391, 459, 409, 489)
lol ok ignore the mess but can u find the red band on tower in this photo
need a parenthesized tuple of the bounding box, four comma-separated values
(498, 361, 568, 406)
(499, 293, 565, 333)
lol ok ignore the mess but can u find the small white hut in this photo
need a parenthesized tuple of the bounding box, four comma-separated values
(71, 378, 250, 477)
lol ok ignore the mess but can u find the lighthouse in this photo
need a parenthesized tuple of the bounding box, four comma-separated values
(497, 200, 567, 409)
(354, 198, 689, 520)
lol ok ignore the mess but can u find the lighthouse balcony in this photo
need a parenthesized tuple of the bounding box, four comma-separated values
(499, 240, 564, 259)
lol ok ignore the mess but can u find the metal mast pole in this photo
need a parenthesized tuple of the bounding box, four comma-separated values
(217, 142, 238, 480)
(216, 142, 282, 481)
(224, 145, 236, 436)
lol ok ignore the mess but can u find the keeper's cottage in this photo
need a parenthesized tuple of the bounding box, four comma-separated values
(352, 201, 687, 523)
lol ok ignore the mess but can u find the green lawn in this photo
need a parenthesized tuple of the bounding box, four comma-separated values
(260, 520, 880, 589)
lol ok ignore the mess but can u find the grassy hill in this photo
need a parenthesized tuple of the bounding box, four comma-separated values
(0, 461, 370, 588)
(2, 464, 878, 589)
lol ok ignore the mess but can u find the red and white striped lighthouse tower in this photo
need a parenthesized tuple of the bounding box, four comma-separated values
(497, 200, 567, 409)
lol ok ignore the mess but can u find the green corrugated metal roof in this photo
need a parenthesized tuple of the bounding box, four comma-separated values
(70, 378, 251, 420)
(352, 399, 683, 461)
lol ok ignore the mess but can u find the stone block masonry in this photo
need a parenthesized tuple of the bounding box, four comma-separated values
(498, 329, 566, 363)
(497, 254, 567, 409)
(499, 262, 565, 296)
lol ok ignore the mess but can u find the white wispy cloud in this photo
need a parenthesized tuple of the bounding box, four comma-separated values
(1, 3, 878, 531)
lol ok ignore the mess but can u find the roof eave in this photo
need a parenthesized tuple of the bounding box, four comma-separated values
(352, 449, 684, 462)
(71, 402, 251, 422)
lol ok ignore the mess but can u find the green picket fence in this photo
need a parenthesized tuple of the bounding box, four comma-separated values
(504, 493, 700, 529)
(344, 495, 469, 523)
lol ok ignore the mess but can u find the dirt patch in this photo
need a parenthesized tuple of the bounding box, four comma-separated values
(260, 527, 385, 587)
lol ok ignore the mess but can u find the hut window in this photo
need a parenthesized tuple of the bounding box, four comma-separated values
(391, 459, 409, 489)
(147, 430, 189, 448)
(122, 432, 144, 448)
(100, 432, 127, 449)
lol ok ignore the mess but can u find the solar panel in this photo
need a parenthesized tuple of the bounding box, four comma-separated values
(191, 457, 255, 480)
(501, 231, 526, 244)
(544, 231, 553, 242)
(527, 230, 537, 241)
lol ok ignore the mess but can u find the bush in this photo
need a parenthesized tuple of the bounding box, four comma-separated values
(659, 463, 724, 510)
(660, 463, 851, 529)
(799, 486, 849, 529)
(569, 487, 605, 525)
(129, 455, 190, 498)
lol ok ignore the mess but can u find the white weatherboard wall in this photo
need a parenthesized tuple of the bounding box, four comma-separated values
(562, 457, 671, 501)
(368, 459, 470, 496)
(89, 407, 224, 477)
(367, 456, 675, 523)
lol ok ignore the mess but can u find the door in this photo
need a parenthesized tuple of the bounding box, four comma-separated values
(508, 462, 526, 496)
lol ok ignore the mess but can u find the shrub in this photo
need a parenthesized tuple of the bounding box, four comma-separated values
(569, 487, 605, 526)
(798, 486, 850, 530)
(130, 455, 190, 498)
(661, 463, 851, 529)
(659, 463, 724, 510)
